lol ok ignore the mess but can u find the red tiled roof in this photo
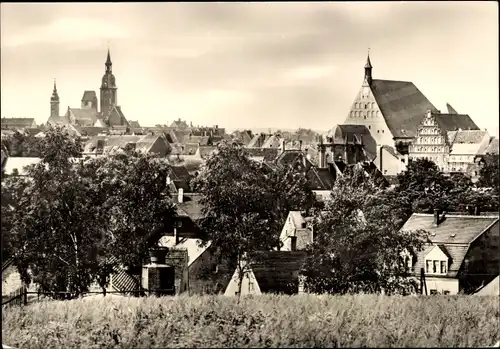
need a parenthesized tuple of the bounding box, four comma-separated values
(370, 79, 438, 138)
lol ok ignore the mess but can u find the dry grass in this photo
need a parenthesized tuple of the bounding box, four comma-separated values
(2, 294, 499, 348)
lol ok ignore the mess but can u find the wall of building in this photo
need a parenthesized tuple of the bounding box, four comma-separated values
(188, 248, 235, 295)
(224, 268, 261, 296)
(343, 83, 394, 146)
(374, 147, 406, 176)
(425, 277, 459, 295)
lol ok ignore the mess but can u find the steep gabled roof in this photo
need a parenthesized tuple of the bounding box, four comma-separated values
(307, 167, 335, 190)
(446, 103, 459, 114)
(370, 79, 438, 138)
(434, 113, 480, 133)
(249, 251, 307, 294)
(68, 108, 98, 125)
(108, 106, 129, 127)
(484, 138, 499, 155)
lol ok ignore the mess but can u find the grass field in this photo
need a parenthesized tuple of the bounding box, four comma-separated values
(2, 294, 499, 348)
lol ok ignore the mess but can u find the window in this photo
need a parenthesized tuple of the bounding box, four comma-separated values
(377, 130, 380, 134)
(430, 289, 438, 295)
(365, 104, 368, 109)
(249, 281, 255, 292)
(443, 290, 450, 295)
(426, 260, 432, 273)
(364, 115, 366, 119)
(368, 125, 371, 130)
(440, 261, 447, 274)
(382, 130, 384, 133)
(290, 236, 297, 251)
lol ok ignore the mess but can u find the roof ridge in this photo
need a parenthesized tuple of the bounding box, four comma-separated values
(413, 213, 498, 219)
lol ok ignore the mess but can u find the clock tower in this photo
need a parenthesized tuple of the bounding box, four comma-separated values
(100, 48, 117, 121)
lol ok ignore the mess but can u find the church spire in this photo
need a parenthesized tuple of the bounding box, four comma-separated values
(364, 49, 373, 85)
(105, 48, 112, 72)
(51, 78, 59, 101)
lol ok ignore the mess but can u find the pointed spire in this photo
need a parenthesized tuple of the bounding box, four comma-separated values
(365, 48, 372, 69)
(53, 78, 57, 92)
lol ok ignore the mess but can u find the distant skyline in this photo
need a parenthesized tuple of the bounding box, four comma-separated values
(1, 2, 498, 136)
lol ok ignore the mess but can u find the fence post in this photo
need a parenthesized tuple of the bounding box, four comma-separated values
(23, 285, 28, 305)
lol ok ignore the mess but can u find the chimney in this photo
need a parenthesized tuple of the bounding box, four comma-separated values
(433, 209, 440, 226)
(178, 188, 184, 203)
(174, 220, 182, 245)
(319, 144, 326, 168)
(96, 139, 105, 154)
(299, 140, 303, 150)
(474, 206, 480, 216)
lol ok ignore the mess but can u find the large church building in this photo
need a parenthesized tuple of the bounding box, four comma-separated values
(47, 49, 130, 129)
(344, 54, 438, 151)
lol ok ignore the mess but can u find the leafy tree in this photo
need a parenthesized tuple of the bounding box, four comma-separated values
(2, 126, 176, 298)
(193, 140, 315, 298)
(477, 154, 499, 194)
(395, 158, 454, 213)
(302, 168, 429, 295)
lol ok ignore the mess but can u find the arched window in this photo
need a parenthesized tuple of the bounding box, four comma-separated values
(350, 111, 354, 117)
(371, 102, 375, 109)
(376, 111, 380, 117)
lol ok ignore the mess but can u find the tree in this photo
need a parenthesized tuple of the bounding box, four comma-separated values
(193, 140, 315, 298)
(395, 158, 454, 213)
(2, 126, 176, 298)
(477, 154, 499, 194)
(302, 167, 429, 295)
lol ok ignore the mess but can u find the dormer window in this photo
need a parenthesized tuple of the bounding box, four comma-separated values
(424, 245, 449, 275)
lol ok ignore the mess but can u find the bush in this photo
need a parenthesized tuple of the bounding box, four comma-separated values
(2, 294, 499, 348)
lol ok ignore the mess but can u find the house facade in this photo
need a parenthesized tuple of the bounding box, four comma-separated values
(279, 211, 314, 251)
(401, 210, 499, 295)
(1, 118, 37, 130)
(408, 109, 482, 172)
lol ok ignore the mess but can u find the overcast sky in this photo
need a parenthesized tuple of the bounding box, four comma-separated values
(1, 2, 498, 135)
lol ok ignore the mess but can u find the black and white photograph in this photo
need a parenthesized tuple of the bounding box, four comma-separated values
(1, 2, 499, 348)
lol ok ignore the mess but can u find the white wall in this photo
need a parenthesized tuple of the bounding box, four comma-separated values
(224, 267, 261, 296)
(425, 277, 459, 295)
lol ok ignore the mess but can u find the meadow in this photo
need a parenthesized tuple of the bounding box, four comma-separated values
(2, 294, 499, 348)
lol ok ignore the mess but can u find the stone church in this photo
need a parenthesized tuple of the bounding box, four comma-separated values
(47, 49, 130, 129)
(344, 53, 438, 151)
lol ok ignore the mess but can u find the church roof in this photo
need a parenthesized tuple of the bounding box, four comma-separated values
(433, 113, 480, 133)
(370, 79, 438, 138)
(108, 106, 129, 127)
(81, 90, 97, 101)
(68, 108, 98, 126)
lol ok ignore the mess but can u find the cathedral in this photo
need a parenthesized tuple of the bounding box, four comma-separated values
(47, 49, 130, 129)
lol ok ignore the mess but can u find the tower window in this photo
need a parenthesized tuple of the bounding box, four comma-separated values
(368, 125, 371, 130)
(364, 115, 366, 119)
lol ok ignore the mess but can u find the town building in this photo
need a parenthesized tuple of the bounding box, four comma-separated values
(344, 53, 437, 150)
(47, 49, 130, 130)
(408, 109, 483, 172)
(1, 118, 37, 130)
(400, 210, 499, 295)
(224, 251, 308, 296)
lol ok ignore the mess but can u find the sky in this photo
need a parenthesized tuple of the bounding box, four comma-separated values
(1, 2, 498, 135)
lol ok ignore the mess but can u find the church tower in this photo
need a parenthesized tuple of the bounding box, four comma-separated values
(50, 79, 60, 120)
(100, 48, 118, 121)
(364, 52, 373, 85)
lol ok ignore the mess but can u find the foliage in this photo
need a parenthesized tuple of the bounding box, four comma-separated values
(2, 294, 499, 348)
(395, 158, 497, 213)
(192, 140, 315, 298)
(1, 126, 175, 298)
(3, 131, 41, 157)
(477, 154, 500, 194)
(303, 167, 429, 295)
